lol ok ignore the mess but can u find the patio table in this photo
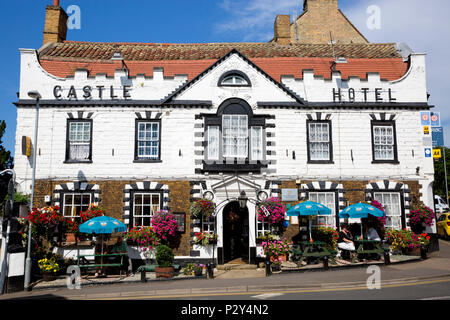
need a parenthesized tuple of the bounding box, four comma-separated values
(77, 253, 128, 276)
(296, 241, 336, 266)
(351, 239, 387, 263)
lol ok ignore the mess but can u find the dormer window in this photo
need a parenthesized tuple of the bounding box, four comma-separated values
(218, 70, 251, 87)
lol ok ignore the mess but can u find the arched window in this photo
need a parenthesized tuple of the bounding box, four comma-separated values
(218, 70, 252, 87)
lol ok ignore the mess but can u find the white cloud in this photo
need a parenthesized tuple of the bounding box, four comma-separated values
(344, 0, 450, 146)
(215, 0, 301, 41)
(215, 0, 450, 146)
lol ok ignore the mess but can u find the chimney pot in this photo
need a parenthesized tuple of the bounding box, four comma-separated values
(53, 0, 60, 6)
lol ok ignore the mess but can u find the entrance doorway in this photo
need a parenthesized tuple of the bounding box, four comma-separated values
(222, 201, 249, 264)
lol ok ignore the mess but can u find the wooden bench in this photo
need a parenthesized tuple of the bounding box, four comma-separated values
(137, 264, 181, 282)
(77, 253, 128, 276)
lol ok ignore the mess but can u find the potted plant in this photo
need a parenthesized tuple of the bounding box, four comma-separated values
(261, 238, 293, 263)
(311, 225, 339, 251)
(63, 219, 79, 243)
(38, 257, 60, 282)
(155, 245, 175, 278)
(194, 264, 205, 277)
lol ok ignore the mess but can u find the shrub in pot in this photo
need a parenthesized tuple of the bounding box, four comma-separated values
(155, 245, 175, 278)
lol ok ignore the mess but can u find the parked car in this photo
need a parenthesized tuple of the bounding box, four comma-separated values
(434, 195, 450, 214)
(437, 213, 450, 240)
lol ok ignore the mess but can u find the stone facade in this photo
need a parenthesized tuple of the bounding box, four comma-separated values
(293, 0, 368, 44)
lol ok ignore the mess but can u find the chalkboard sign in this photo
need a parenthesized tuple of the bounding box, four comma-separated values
(173, 212, 186, 233)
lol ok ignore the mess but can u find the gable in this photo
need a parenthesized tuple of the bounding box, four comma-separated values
(164, 49, 304, 106)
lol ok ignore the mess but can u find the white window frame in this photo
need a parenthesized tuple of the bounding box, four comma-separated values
(202, 216, 216, 234)
(373, 125, 395, 161)
(68, 121, 92, 161)
(221, 75, 249, 86)
(251, 126, 263, 161)
(63, 193, 92, 220)
(207, 126, 220, 161)
(373, 192, 402, 230)
(308, 192, 336, 227)
(222, 115, 248, 158)
(133, 192, 161, 227)
(137, 121, 160, 160)
(308, 122, 331, 161)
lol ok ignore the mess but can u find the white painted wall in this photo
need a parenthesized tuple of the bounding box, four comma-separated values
(14, 49, 435, 211)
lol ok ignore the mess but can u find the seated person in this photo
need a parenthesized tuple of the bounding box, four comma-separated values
(363, 224, 382, 260)
(338, 224, 355, 259)
(110, 236, 130, 275)
(364, 224, 381, 241)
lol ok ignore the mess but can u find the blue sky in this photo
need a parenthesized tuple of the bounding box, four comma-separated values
(0, 0, 449, 158)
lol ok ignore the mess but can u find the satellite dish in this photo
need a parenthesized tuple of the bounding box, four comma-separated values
(396, 42, 414, 61)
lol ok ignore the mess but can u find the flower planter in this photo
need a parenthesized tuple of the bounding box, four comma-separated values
(42, 272, 57, 282)
(194, 269, 203, 277)
(155, 266, 175, 279)
(270, 255, 287, 263)
(65, 233, 76, 243)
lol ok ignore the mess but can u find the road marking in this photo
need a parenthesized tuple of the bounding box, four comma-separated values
(421, 296, 450, 300)
(86, 277, 450, 300)
(251, 293, 284, 300)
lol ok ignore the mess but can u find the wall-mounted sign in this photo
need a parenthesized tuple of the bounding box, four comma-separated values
(433, 149, 442, 159)
(431, 112, 441, 127)
(425, 148, 432, 158)
(421, 112, 431, 126)
(432, 127, 445, 147)
(173, 212, 186, 233)
(332, 88, 396, 103)
(53, 85, 132, 101)
(423, 126, 430, 135)
(21, 136, 31, 157)
(281, 189, 298, 202)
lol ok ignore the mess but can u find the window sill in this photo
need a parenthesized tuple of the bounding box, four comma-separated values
(372, 160, 400, 165)
(308, 160, 334, 165)
(133, 159, 163, 163)
(64, 160, 93, 164)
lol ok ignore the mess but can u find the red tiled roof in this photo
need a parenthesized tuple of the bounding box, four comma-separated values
(38, 41, 409, 81)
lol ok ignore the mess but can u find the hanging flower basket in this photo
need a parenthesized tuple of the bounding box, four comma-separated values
(257, 197, 286, 225)
(410, 205, 434, 234)
(190, 199, 216, 219)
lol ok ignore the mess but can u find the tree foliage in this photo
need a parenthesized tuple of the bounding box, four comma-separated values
(0, 120, 14, 211)
(433, 147, 450, 201)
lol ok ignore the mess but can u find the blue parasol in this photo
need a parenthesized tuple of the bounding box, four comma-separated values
(79, 216, 127, 266)
(338, 203, 384, 219)
(339, 203, 384, 238)
(79, 216, 127, 234)
(286, 201, 332, 240)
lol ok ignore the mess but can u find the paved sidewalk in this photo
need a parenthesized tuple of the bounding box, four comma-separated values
(2, 240, 450, 300)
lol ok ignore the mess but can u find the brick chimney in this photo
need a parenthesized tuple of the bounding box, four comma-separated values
(273, 15, 291, 45)
(303, 0, 338, 12)
(43, 0, 68, 45)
